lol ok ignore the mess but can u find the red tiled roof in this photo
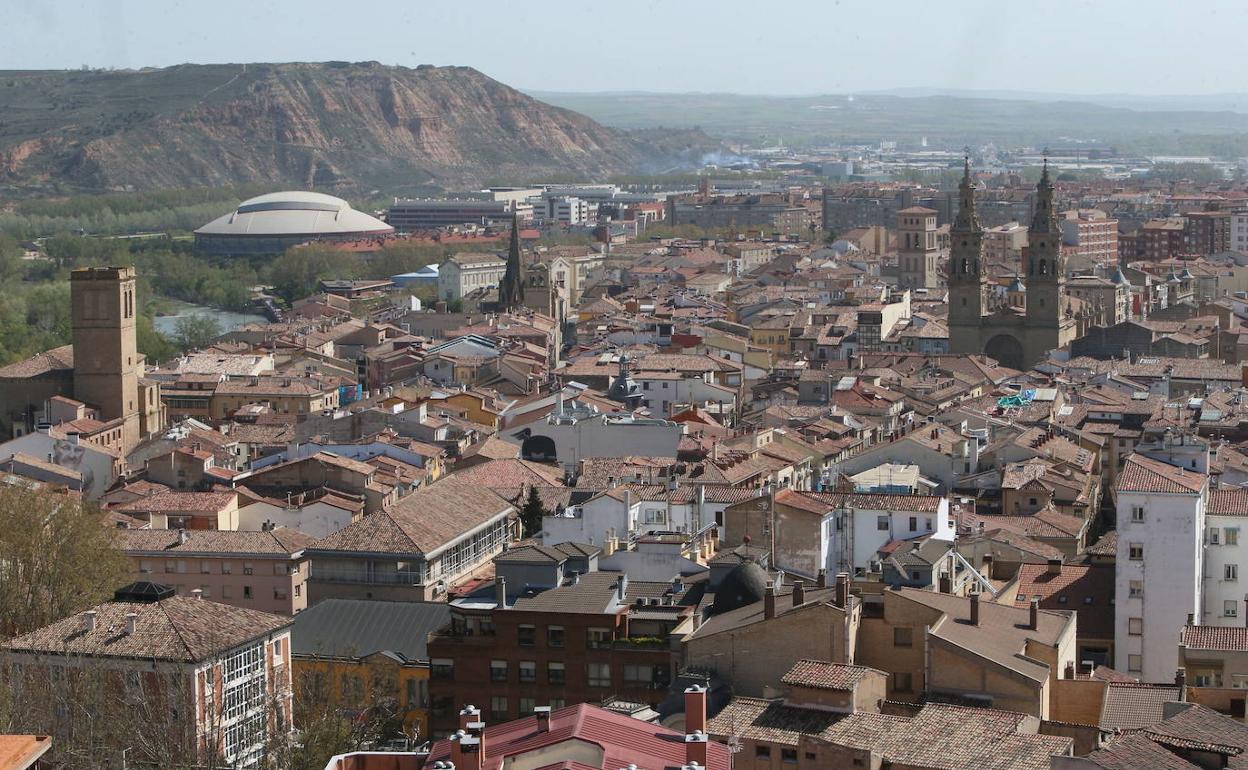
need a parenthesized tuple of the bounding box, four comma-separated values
(1181, 624, 1248, 652)
(1208, 488, 1248, 516)
(781, 659, 881, 691)
(1116, 454, 1206, 495)
(424, 703, 730, 770)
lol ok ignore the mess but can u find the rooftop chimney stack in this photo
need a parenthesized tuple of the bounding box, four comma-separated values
(792, 579, 805, 607)
(835, 572, 850, 608)
(616, 574, 628, 602)
(191, 588, 203, 600)
(816, 568, 828, 588)
(458, 705, 481, 731)
(495, 577, 508, 609)
(1046, 558, 1062, 576)
(684, 685, 707, 734)
(970, 592, 980, 626)
(684, 731, 709, 767)
(125, 612, 137, 636)
(83, 610, 97, 632)
(1175, 667, 1188, 695)
(1029, 597, 1039, 631)
(451, 731, 482, 770)
(764, 581, 776, 620)
(533, 706, 551, 732)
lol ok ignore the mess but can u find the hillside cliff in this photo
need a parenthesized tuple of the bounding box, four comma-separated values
(0, 62, 710, 194)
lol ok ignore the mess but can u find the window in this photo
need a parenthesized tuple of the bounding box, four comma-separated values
(1131, 506, 1144, 522)
(272, 641, 284, 666)
(548, 661, 565, 685)
(1229, 528, 1241, 546)
(519, 661, 537, 683)
(1129, 617, 1143, 635)
(755, 746, 771, 759)
(222, 561, 233, 575)
(893, 627, 913, 648)
(1227, 600, 1240, 618)
(1211, 529, 1222, 545)
(550, 698, 566, 709)
(587, 663, 611, 687)
(587, 627, 611, 649)
(518, 624, 536, 647)
(431, 658, 454, 680)
(877, 515, 889, 531)
(490, 660, 508, 682)
(243, 563, 254, 575)
(623, 664, 653, 684)
(243, 586, 252, 600)
(894, 672, 913, 693)
(489, 696, 508, 723)
(782, 748, 798, 764)
(222, 586, 233, 599)
(547, 626, 565, 648)
(1228, 564, 1240, 581)
(201, 562, 212, 574)
(407, 678, 428, 708)
(1129, 543, 1144, 560)
(519, 697, 536, 716)
(1128, 654, 1142, 673)
(1129, 580, 1143, 598)
(909, 516, 917, 531)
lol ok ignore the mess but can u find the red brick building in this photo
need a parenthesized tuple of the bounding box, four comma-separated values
(425, 546, 698, 736)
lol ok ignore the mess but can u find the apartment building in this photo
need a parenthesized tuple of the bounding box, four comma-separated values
(1113, 454, 1207, 682)
(425, 554, 693, 736)
(437, 253, 507, 301)
(114, 528, 313, 614)
(1060, 210, 1119, 268)
(1, 583, 292, 769)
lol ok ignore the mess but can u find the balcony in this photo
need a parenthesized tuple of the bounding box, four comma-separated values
(310, 568, 425, 586)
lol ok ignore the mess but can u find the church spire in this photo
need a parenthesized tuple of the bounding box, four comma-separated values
(952, 156, 982, 233)
(498, 211, 524, 310)
(1030, 157, 1059, 236)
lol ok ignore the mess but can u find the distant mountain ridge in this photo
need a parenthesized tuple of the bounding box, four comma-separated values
(0, 62, 712, 196)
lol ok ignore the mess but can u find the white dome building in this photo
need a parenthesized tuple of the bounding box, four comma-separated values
(194, 191, 394, 256)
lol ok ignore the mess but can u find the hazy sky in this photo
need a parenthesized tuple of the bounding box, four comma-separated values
(3, 0, 1245, 96)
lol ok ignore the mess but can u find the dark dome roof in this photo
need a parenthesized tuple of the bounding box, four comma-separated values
(710, 560, 768, 615)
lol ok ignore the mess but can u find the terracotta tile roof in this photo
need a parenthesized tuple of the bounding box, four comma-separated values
(1208, 488, 1248, 516)
(960, 528, 1066, 561)
(958, 509, 1087, 540)
(448, 458, 565, 489)
(1140, 704, 1248, 760)
(1116, 454, 1207, 495)
(780, 659, 880, 691)
(118, 490, 236, 513)
(805, 490, 944, 512)
(1099, 683, 1184, 731)
(3, 595, 289, 662)
(114, 527, 313, 556)
(1180, 624, 1248, 652)
(707, 697, 845, 747)
(1083, 732, 1202, 770)
(1086, 530, 1117, 556)
(308, 480, 513, 555)
(0, 344, 74, 378)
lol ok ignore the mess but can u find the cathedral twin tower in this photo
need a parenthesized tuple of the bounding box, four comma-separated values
(946, 159, 1076, 370)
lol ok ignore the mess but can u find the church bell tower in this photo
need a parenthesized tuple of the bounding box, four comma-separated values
(1026, 160, 1065, 330)
(948, 157, 987, 325)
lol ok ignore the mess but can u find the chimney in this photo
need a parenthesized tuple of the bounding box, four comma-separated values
(764, 581, 776, 620)
(1029, 597, 1039, 631)
(684, 685, 707, 734)
(835, 572, 850, 608)
(125, 612, 138, 635)
(451, 731, 482, 770)
(533, 706, 551, 732)
(792, 579, 806, 607)
(178, 529, 189, 546)
(970, 593, 980, 626)
(1046, 558, 1062, 576)
(495, 577, 507, 609)
(816, 568, 828, 588)
(616, 574, 628, 602)
(191, 588, 203, 601)
(1064, 661, 1076, 679)
(458, 705, 481, 730)
(684, 731, 709, 767)
(1175, 667, 1187, 693)
(83, 610, 97, 632)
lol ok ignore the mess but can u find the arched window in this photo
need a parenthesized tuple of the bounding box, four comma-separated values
(1039, 260, 1048, 275)
(961, 258, 969, 274)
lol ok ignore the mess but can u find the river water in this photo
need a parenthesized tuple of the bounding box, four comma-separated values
(152, 299, 267, 336)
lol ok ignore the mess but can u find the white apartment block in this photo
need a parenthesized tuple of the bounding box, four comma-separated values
(1205, 489, 1248, 626)
(437, 252, 507, 301)
(1114, 454, 1207, 683)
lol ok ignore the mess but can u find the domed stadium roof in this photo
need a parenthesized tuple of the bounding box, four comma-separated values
(710, 560, 768, 615)
(195, 191, 393, 237)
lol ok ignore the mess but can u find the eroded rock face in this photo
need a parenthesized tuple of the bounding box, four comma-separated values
(0, 62, 711, 193)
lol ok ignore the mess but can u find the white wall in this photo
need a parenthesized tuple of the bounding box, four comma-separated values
(1115, 488, 1204, 682)
(0, 431, 116, 500)
(237, 500, 356, 539)
(1203, 514, 1246, 626)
